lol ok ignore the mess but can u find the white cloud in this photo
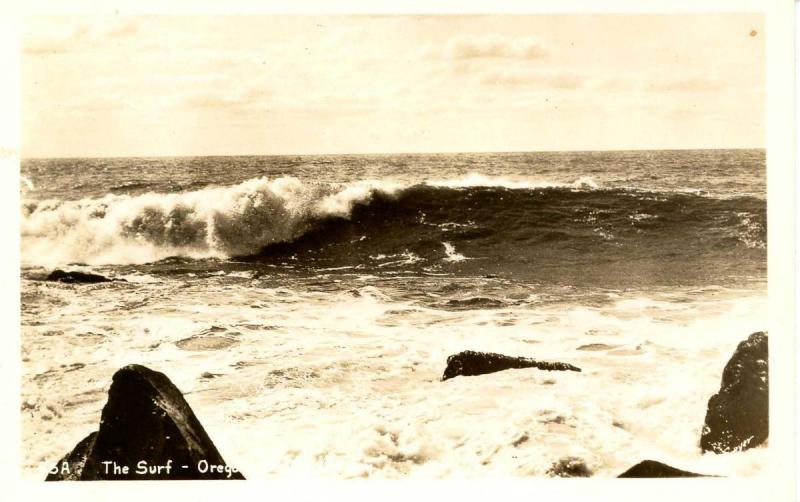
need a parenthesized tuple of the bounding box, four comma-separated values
(481, 70, 584, 89)
(23, 18, 141, 56)
(180, 83, 273, 110)
(22, 24, 89, 55)
(102, 18, 141, 38)
(21, 15, 765, 157)
(645, 78, 725, 93)
(444, 34, 547, 60)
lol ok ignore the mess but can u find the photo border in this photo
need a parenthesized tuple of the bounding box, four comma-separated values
(0, 1, 794, 500)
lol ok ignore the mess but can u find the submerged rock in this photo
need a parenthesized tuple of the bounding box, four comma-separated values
(576, 343, 619, 351)
(442, 297, 507, 310)
(700, 331, 768, 453)
(46, 270, 115, 284)
(46, 364, 244, 480)
(618, 460, 707, 478)
(175, 335, 238, 351)
(442, 350, 581, 380)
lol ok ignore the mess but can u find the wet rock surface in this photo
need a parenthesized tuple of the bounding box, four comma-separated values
(46, 364, 244, 480)
(46, 270, 115, 284)
(546, 456, 592, 477)
(618, 460, 707, 478)
(700, 331, 768, 453)
(442, 350, 581, 380)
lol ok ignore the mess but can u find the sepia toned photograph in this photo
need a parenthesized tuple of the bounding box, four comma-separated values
(13, 7, 790, 488)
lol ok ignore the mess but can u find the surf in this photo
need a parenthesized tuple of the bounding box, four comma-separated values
(21, 175, 766, 288)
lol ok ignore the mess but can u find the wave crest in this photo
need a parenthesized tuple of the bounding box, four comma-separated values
(426, 173, 599, 190)
(21, 176, 401, 266)
(20, 174, 765, 269)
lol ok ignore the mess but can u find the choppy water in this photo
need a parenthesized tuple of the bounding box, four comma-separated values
(20, 149, 768, 478)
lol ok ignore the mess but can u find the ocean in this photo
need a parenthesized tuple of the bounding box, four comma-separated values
(20, 149, 768, 477)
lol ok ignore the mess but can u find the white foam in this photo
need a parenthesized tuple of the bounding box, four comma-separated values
(20, 279, 768, 478)
(374, 252, 423, 268)
(442, 242, 468, 262)
(21, 176, 403, 267)
(427, 173, 599, 190)
(735, 211, 766, 249)
(115, 272, 161, 284)
(21, 175, 35, 191)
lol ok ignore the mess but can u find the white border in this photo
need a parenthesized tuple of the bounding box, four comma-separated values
(0, 1, 795, 501)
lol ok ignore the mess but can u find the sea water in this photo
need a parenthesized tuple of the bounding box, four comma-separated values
(20, 149, 767, 478)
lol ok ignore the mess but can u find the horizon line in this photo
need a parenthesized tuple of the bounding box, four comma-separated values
(21, 146, 766, 161)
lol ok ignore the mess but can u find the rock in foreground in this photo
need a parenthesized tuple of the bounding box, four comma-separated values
(442, 350, 581, 380)
(46, 364, 244, 480)
(46, 269, 114, 284)
(701, 331, 768, 453)
(618, 460, 707, 478)
(546, 457, 592, 477)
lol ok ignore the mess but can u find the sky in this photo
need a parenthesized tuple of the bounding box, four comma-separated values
(21, 14, 764, 157)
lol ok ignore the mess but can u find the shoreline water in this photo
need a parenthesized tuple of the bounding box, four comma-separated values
(21, 271, 767, 478)
(19, 150, 768, 478)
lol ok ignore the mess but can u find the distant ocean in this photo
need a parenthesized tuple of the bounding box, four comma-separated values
(20, 150, 768, 477)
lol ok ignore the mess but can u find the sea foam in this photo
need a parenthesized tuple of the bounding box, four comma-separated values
(21, 176, 402, 267)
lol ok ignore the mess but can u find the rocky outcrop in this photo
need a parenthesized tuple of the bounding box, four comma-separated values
(618, 460, 707, 478)
(442, 350, 581, 380)
(46, 270, 115, 284)
(46, 364, 244, 480)
(700, 331, 768, 453)
(46, 432, 99, 481)
(546, 457, 592, 477)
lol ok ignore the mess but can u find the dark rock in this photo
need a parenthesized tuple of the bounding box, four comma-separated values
(618, 460, 707, 478)
(47, 432, 98, 481)
(546, 456, 592, 477)
(46, 269, 115, 284)
(442, 350, 581, 380)
(511, 433, 529, 447)
(700, 331, 768, 453)
(46, 364, 244, 480)
(576, 343, 618, 351)
(443, 297, 507, 310)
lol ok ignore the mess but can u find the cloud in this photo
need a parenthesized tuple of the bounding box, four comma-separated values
(102, 19, 141, 38)
(23, 24, 89, 55)
(179, 83, 273, 111)
(593, 77, 633, 92)
(444, 34, 547, 60)
(592, 76, 727, 94)
(645, 78, 725, 92)
(481, 70, 584, 89)
(182, 91, 236, 109)
(67, 96, 127, 112)
(23, 18, 140, 56)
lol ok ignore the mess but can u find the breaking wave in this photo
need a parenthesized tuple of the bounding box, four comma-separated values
(21, 177, 404, 266)
(21, 174, 766, 286)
